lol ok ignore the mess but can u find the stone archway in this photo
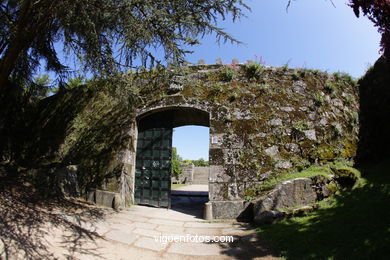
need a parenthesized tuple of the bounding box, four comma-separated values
(133, 106, 210, 208)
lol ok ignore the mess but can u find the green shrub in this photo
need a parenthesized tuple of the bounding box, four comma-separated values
(324, 81, 337, 94)
(219, 66, 238, 82)
(171, 147, 183, 178)
(245, 62, 264, 81)
(333, 71, 355, 85)
(313, 93, 325, 106)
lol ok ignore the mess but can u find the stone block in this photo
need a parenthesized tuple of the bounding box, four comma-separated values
(227, 182, 239, 200)
(268, 118, 283, 126)
(95, 190, 118, 208)
(211, 200, 247, 219)
(223, 148, 241, 165)
(285, 143, 300, 153)
(87, 191, 95, 203)
(53, 165, 79, 197)
(275, 160, 292, 169)
(113, 193, 124, 210)
(209, 165, 231, 182)
(105, 230, 138, 245)
(264, 145, 279, 157)
(253, 178, 318, 218)
(304, 129, 317, 141)
(209, 183, 226, 201)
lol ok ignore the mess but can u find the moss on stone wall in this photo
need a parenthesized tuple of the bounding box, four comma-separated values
(18, 64, 359, 200)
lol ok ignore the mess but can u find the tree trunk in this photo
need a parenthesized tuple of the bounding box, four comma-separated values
(0, 0, 33, 89)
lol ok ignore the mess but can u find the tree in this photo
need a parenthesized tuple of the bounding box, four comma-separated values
(0, 0, 248, 89)
(30, 73, 53, 98)
(171, 147, 183, 179)
(349, 0, 390, 58)
(192, 158, 209, 167)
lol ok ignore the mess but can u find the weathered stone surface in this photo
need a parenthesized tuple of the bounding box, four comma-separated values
(285, 143, 300, 153)
(172, 162, 194, 184)
(275, 161, 292, 169)
(134, 237, 168, 251)
(192, 166, 209, 185)
(211, 200, 246, 219)
(209, 165, 231, 182)
(280, 107, 294, 112)
(20, 64, 359, 219)
(259, 171, 273, 181)
(304, 129, 317, 141)
(265, 146, 279, 157)
(95, 190, 118, 208)
(113, 193, 124, 210)
(253, 176, 333, 223)
(105, 230, 138, 245)
(254, 178, 317, 215)
(167, 83, 183, 95)
(292, 80, 307, 94)
(54, 165, 79, 197)
(209, 183, 226, 201)
(268, 118, 283, 126)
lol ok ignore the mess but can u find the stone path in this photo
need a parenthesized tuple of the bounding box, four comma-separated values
(4, 195, 278, 259)
(60, 203, 277, 260)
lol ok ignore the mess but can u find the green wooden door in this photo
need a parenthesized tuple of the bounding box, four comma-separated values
(135, 127, 172, 208)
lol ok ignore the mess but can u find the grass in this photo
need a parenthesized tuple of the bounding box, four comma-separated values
(171, 183, 188, 190)
(256, 160, 390, 260)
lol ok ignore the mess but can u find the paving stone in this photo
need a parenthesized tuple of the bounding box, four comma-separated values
(167, 242, 222, 256)
(155, 225, 186, 235)
(183, 222, 233, 228)
(130, 221, 158, 229)
(154, 212, 199, 222)
(94, 224, 111, 235)
(183, 228, 222, 235)
(134, 237, 168, 251)
(113, 213, 148, 222)
(148, 218, 184, 227)
(105, 230, 138, 245)
(109, 222, 134, 231)
(132, 228, 162, 238)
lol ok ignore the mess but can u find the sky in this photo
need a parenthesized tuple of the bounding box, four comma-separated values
(173, 0, 381, 160)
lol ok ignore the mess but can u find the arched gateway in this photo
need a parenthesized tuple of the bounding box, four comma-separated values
(134, 106, 210, 208)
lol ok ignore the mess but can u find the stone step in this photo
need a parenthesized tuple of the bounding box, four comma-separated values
(192, 178, 208, 182)
(192, 181, 209, 185)
(193, 175, 208, 179)
(193, 174, 209, 178)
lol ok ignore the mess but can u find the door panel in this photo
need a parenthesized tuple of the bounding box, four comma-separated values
(135, 127, 172, 208)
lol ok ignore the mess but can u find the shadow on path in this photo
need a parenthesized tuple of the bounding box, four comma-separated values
(171, 193, 208, 219)
(0, 176, 108, 259)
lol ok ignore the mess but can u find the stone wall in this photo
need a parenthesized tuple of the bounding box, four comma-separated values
(172, 163, 194, 184)
(18, 64, 359, 218)
(193, 166, 209, 185)
(357, 57, 390, 164)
